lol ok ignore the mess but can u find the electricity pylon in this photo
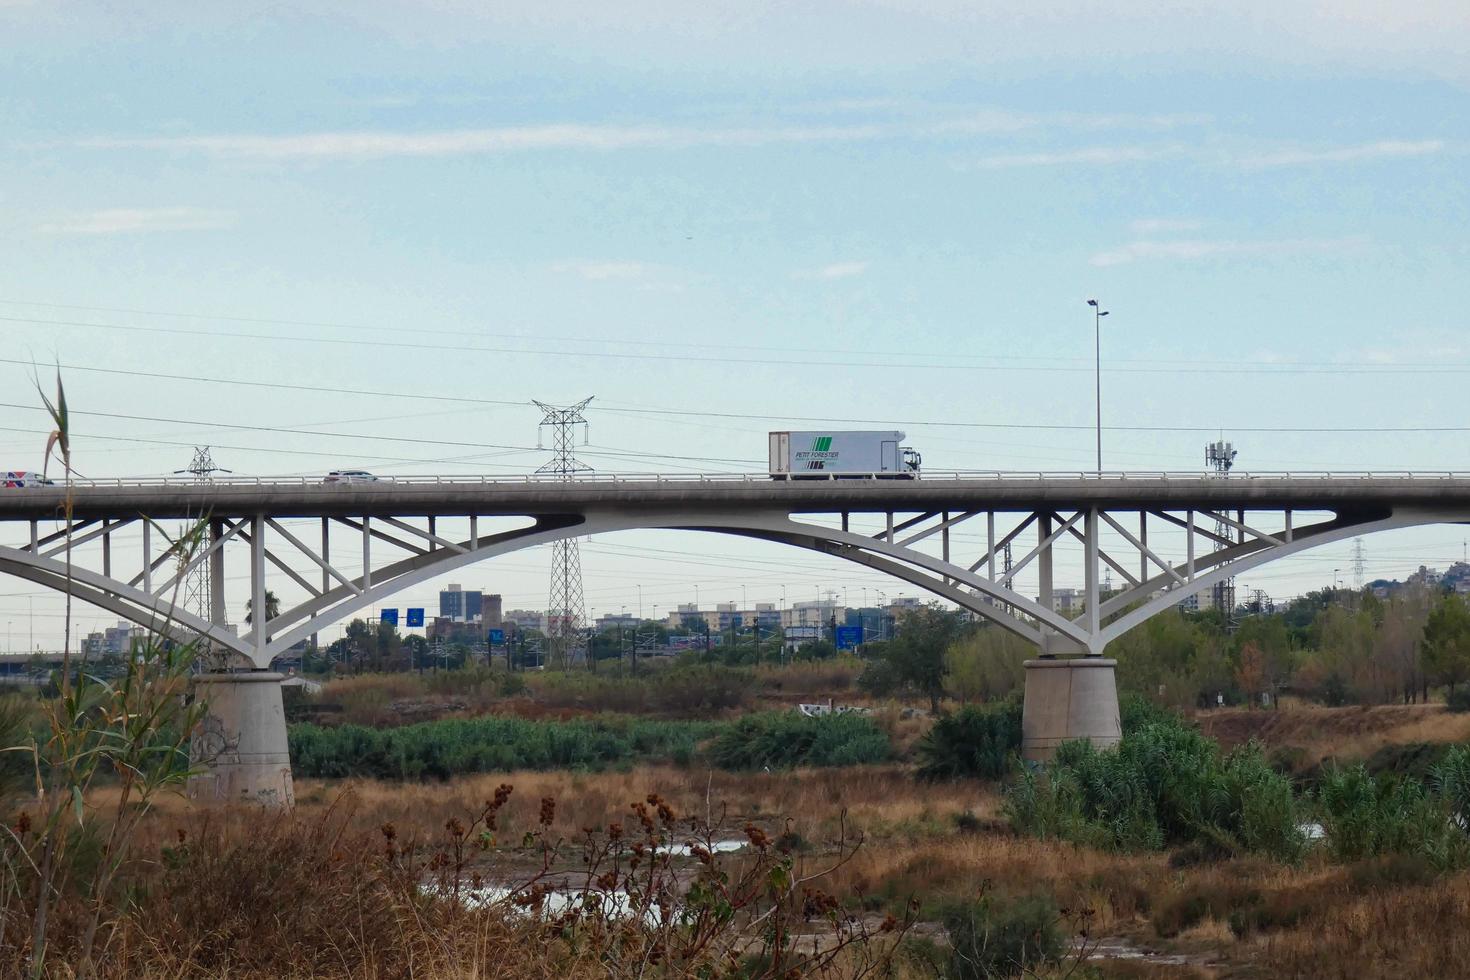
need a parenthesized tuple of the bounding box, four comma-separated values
(534, 398, 593, 668)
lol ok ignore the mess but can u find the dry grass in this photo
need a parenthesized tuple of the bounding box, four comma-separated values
(826, 831, 1166, 936)
(133, 764, 997, 852)
(1194, 702, 1470, 768)
(1263, 871, 1470, 978)
(76, 755, 1470, 979)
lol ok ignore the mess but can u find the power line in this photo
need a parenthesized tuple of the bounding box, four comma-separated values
(4, 298, 1468, 373)
(0, 403, 761, 468)
(4, 357, 1469, 435)
(11, 312, 1470, 376)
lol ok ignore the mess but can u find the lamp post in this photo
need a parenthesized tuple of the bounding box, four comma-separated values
(1087, 299, 1109, 475)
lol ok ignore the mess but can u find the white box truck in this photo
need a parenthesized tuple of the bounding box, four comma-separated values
(768, 431, 921, 479)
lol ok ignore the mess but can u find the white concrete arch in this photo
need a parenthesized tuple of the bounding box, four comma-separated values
(4, 502, 1467, 667)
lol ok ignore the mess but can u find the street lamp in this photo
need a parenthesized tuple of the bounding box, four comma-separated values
(1087, 299, 1109, 475)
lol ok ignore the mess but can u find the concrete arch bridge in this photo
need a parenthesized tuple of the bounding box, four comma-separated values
(2, 471, 1466, 804)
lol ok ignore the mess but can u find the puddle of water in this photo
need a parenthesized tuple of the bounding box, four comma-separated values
(1083, 937, 1217, 967)
(656, 839, 746, 857)
(461, 882, 674, 925)
(426, 839, 745, 924)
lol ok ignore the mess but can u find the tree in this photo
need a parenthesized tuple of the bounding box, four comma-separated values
(243, 590, 282, 646)
(1422, 594, 1470, 697)
(943, 628, 1026, 704)
(1373, 586, 1432, 703)
(858, 605, 970, 712)
(1234, 641, 1267, 707)
(242, 589, 281, 626)
(403, 633, 429, 671)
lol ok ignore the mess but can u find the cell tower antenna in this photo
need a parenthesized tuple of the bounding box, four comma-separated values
(1205, 439, 1239, 630)
(534, 398, 593, 668)
(172, 447, 230, 631)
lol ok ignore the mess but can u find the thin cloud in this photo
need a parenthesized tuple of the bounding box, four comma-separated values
(551, 260, 663, 281)
(1130, 218, 1202, 234)
(78, 123, 888, 160)
(37, 206, 236, 235)
(1089, 235, 1369, 267)
(72, 108, 1214, 162)
(793, 261, 870, 281)
(1058, 111, 1213, 130)
(929, 109, 1210, 135)
(1236, 139, 1444, 168)
(969, 145, 1183, 169)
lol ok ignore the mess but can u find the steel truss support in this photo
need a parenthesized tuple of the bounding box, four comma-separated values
(2, 503, 1464, 667)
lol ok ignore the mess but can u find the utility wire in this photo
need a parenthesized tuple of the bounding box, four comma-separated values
(2, 357, 1467, 435)
(3, 297, 1465, 372)
(9, 313, 1470, 376)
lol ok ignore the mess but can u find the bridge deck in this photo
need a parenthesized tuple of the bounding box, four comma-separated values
(2, 473, 1469, 520)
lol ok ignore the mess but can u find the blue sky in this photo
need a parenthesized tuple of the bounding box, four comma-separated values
(1, 1, 1468, 647)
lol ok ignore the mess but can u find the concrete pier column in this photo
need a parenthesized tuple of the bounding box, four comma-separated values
(189, 671, 295, 807)
(1021, 658, 1121, 763)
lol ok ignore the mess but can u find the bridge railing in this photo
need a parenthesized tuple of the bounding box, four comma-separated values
(24, 470, 1470, 488)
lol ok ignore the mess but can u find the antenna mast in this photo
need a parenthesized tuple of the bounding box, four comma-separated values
(534, 398, 593, 669)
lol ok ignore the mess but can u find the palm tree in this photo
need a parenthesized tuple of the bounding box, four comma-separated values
(243, 590, 281, 627)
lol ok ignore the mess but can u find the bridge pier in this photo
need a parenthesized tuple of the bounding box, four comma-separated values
(1020, 657, 1121, 762)
(189, 671, 295, 807)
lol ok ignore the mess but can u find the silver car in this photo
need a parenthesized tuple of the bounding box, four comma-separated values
(323, 470, 378, 485)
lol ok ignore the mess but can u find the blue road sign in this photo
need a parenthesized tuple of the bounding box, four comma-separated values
(834, 625, 863, 650)
(488, 628, 505, 645)
(406, 608, 425, 628)
(380, 608, 399, 626)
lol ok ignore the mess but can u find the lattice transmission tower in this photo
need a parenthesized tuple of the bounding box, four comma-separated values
(1206, 440, 1238, 630)
(1002, 541, 1014, 615)
(1352, 538, 1366, 590)
(534, 398, 593, 668)
(173, 447, 229, 630)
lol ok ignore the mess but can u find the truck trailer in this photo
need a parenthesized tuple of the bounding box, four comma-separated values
(768, 431, 921, 479)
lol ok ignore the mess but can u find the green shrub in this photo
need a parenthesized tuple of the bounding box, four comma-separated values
(1431, 745, 1470, 833)
(915, 699, 1022, 781)
(288, 714, 721, 779)
(704, 711, 889, 770)
(0, 692, 39, 802)
(1315, 764, 1469, 869)
(943, 893, 1063, 978)
(527, 665, 754, 715)
(1118, 693, 1182, 734)
(1448, 687, 1470, 713)
(1005, 717, 1304, 861)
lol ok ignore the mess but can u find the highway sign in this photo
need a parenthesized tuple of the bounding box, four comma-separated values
(406, 608, 425, 628)
(380, 608, 399, 626)
(488, 628, 505, 645)
(834, 625, 863, 650)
